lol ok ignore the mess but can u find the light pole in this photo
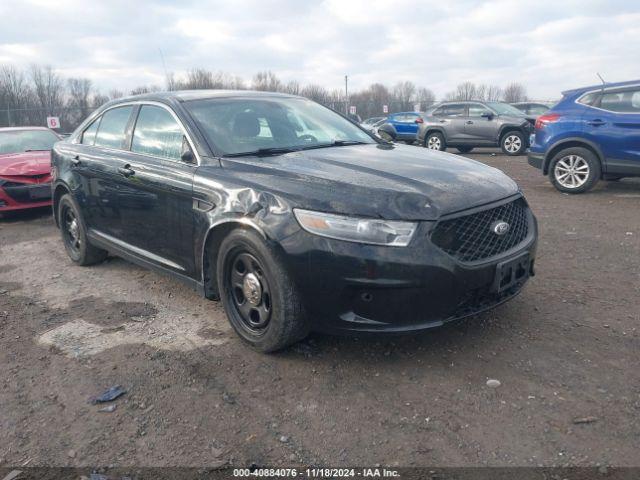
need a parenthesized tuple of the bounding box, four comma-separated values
(344, 75, 348, 116)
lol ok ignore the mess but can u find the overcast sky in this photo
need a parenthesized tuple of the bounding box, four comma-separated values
(1, 0, 638, 100)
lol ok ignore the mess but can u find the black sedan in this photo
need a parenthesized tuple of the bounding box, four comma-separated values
(51, 90, 537, 352)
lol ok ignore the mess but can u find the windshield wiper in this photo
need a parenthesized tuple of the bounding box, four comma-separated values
(300, 140, 370, 150)
(223, 146, 302, 157)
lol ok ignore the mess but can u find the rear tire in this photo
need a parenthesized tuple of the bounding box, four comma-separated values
(456, 146, 474, 153)
(425, 132, 446, 151)
(58, 194, 108, 266)
(548, 147, 601, 194)
(500, 131, 526, 155)
(216, 228, 310, 352)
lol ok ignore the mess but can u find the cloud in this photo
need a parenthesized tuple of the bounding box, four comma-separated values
(0, 0, 638, 99)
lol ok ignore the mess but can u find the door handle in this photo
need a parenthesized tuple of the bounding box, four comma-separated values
(587, 119, 606, 126)
(117, 165, 135, 177)
(71, 155, 81, 166)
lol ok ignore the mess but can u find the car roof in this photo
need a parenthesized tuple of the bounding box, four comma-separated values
(562, 79, 640, 96)
(110, 89, 299, 105)
(0, 126, 53, 132)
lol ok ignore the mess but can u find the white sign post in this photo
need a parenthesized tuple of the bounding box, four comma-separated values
(349, 105, 356, 115)
(413, 103, 421, 113)
(382, 105, 388, 114)
(47, 116, 60, 129)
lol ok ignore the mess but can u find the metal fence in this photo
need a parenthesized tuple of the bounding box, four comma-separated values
(0, 106, 93, 132)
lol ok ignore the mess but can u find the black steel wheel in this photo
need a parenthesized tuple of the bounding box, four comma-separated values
(226, 251, 272, 335)
(57, 193, 107, 265)
(216, 228, 310, 352)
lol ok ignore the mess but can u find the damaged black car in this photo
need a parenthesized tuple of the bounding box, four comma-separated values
(51, 91, 537, 352)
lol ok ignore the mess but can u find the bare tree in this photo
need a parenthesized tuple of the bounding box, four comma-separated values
(30, 65, 63, 119)
(392, 81, 416, 111)
(64, 77, 94, 128)
(502, 82, 527, 103)
(300, 84, 329, 104)
(252, 71, 282, 92)
(0, 65, 34, 126)
(415, 87, 436, 110)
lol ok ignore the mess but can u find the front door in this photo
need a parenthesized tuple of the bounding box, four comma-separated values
(114, 104, 197, 277)
(465, 103, 499, 144)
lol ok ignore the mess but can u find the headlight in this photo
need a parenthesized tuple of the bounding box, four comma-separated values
(293, 209, 416, 247)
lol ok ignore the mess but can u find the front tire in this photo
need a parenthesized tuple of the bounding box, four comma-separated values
(548, 147, 600, 194)
(425, 132, 446, 151)
(500, 131, 526, 155)
(216, 228, 310, 352)
(58, 194, 108, 266)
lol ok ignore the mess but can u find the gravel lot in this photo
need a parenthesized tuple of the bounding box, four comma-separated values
(1, 150, 639, 468)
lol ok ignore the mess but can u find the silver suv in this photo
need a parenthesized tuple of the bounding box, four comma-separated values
(416, 101, 534, 155)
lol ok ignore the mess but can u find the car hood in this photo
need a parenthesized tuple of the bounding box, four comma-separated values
(0, 150, 51, 177)
(218, 144, 519, 221)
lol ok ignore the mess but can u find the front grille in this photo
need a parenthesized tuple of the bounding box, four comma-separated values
(431, 198, 529, 263)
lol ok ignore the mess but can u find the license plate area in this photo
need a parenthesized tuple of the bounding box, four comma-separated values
(491, 253, 530, 293)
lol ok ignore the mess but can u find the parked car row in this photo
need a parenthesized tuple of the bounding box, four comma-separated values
(363, 101, 536, 155)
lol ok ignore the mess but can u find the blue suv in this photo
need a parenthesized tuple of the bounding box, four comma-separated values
(386, 111, 424, 142)
(528, 79, 640, 193)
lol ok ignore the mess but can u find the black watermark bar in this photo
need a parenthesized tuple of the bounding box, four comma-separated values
(1, 467, 638, 480)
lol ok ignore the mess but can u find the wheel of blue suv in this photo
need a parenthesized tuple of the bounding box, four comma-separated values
(500, 131, 526, 155)
(548, 147, 601, 194)
(58, 194, 108, 266)
(216, 228, 310, 352)
(425, 131, 446, 151)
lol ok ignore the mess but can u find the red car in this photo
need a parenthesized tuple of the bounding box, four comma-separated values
(0, 127, 60, 213)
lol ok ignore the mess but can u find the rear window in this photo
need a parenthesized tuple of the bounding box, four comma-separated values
(94, 106, 134, 149)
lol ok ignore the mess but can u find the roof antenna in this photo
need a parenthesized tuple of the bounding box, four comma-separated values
(596, 72, 606, 85)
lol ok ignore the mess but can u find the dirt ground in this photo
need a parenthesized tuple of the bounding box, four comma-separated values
(1, 150, 639, 468)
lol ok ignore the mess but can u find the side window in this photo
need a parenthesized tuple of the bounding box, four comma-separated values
(599, 89, 640, 113)
(578, 92, 600, 106)
(468, 104, 492, 117)
(433, 107, 445, 117)
(94, 106, 134, 149)
(81, 117, 101, 145)
(443, 104, 465, 117)
(131, 105, 185, 160)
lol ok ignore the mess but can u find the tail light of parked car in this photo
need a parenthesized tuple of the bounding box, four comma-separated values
(415, 117, 424, 124)
(534, 113, 561, 130)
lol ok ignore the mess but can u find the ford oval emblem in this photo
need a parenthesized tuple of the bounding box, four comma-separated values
(492, 220, 510, 236)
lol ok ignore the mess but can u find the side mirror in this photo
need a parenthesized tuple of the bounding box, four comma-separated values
(481, 112, 494, 120)
(181, 136, 196, 163)
(181, 149, 195, 163)
(377, 123, 397, 142)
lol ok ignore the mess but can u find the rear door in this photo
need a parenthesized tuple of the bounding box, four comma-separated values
(75, 105, 135, 237)
(582, 87, 640, 175)
(433, 103, 467, 142)
(114, 104, 198, 277)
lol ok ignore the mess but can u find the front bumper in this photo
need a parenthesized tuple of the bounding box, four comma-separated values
(0, 183, 53, 212)
(281, 200, 538, 334)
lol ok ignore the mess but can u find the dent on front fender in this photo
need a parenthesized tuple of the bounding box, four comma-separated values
(193, 173, 302, 287)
